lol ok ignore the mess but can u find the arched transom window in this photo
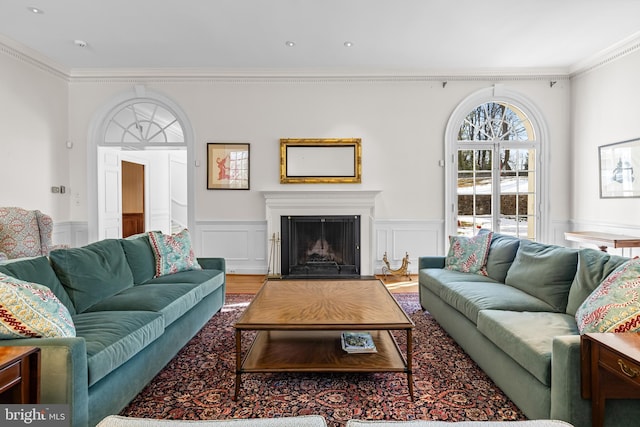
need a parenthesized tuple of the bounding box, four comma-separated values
(104, 102, 185, 146)
(455, 101, 539, 239)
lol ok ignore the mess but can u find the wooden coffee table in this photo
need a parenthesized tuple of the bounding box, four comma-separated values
(233, 279, 415, 400)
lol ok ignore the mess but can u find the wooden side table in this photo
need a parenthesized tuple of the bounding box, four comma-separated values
(0, 346, 41, 404)
(581, 333, 640, 427)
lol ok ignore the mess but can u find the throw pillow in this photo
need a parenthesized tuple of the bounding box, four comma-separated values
(565, 248, 628, 316)
(445, 232, 493, 275)
(576, 257, 640, 333)
(504, 240, 578, 312)
(0, 274, 75, 339)
(49, 239, 134, 313)
(148, 229, 202, 278)
(120, 233, 156, 285)
(478, 229, 521, 283)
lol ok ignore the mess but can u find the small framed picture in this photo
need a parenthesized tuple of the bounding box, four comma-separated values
(207, 143, 250, 190)
(599, 138, 640, 198)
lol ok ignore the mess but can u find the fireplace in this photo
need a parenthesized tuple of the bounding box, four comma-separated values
(281, 215, 360, 278)
(263, 190, 380, 276)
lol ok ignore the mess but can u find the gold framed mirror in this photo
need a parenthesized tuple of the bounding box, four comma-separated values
(280, 138, 362, 184)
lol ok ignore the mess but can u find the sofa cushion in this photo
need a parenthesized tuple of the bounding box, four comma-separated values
(85, 269, 224, 326)
(0, 255, 76, 314)
(504, 240, 578, 312)
(477, 310, 578, 386)
(438, 281, 555, 325)
(50, 239, 135, 313)
(0, 274, 76, 339)
(575, 257, 640, 333)
(445, 232, 492, 275)
(419, 268, 499, 299)
(73, 310, 164, 386)
(143, 268, 224, 289)
(148, 229, 201, 278)
(120, 234, 156, 285)
(565, 248, 628, 316)
(86, 283, 200, 327)
(479, 230, 521, 283)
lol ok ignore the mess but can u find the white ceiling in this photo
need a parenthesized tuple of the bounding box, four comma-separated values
(1, 0, 640, 74)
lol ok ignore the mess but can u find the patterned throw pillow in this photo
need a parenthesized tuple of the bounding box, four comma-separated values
(576, 257, 640, 333)
(445, 232, 493, 275)
(0, 274, 76, 339)
(148, 229, 202, 278)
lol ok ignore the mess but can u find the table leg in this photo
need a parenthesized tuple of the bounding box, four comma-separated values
(406, 328, 414, 400)
(234, 329, 242, 400)
(590, 345, 604, 427)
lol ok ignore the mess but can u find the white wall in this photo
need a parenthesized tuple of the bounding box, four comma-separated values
(0, 44, 69, 225)
(2, 39, 580, 271)
(63, 76, 572, 271)
(67, 77, 571, 221)
(571, 49, 640, 256)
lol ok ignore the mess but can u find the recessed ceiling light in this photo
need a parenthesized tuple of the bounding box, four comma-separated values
(285, 41, 296, 47)
(27, 6, 44, 14)
(344, 41, 354, 48)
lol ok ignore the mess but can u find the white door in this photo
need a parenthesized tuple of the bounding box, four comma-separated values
(98, 148, 122, 239)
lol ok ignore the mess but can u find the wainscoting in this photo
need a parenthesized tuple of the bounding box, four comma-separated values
(194, 219, 444, 275)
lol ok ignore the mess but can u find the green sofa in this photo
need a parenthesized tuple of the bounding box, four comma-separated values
(0, 235, 226, 427)
(419, 231, 640, 427)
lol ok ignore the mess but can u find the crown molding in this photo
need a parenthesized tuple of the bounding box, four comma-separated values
(0, 34, 69, 81)
(570, 30, 640, 78)
(66, 67, 569, 84)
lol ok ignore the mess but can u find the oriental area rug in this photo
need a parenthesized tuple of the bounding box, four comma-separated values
(120, 293, 526, 426)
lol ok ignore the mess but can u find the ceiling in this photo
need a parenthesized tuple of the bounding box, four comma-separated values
(1, 0, 640, 74)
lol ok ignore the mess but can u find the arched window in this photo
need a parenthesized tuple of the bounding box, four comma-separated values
(104, 102, 185, 146)
(448, 95, 542, 240)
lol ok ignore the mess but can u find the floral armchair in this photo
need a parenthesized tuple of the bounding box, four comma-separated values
(0, 207, 65, 261)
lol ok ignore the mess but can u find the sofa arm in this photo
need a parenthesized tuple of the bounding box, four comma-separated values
(197, 257, 226, 272)
(0, 337, 88, 427)
(418, 256, 445, 269)
(550, 335, 590, 426)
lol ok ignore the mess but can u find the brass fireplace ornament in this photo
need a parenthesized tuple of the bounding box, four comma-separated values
(382, 252, 411, 281)
(280, 138, 362, 184)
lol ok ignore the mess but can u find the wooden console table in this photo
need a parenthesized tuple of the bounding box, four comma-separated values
(564, 231, 640, 254)
(581, 333, 640, 427)
(0, 346, 41, 404)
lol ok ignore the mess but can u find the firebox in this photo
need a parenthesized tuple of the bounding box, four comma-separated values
(281, 215, 360, 278)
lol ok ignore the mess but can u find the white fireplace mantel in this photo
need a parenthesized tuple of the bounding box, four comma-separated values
(263, 190, 381, 276)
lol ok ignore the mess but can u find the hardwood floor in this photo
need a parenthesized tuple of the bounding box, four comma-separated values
(225, 274, 419, 294)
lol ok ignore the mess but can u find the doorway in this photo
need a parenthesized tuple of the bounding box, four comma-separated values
(121, 160, 145, 237)
(89, 89, 194, 243)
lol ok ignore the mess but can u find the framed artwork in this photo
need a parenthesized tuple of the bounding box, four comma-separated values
(599, 138, 640, 198)
(280, 138, 362, 184)
(207, 143, 250, 190)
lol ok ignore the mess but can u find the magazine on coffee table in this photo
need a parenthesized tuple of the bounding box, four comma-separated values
(341, 332, 377, 353)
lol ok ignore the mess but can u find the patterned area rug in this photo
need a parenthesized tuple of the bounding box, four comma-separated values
(120, 293, 526, 426)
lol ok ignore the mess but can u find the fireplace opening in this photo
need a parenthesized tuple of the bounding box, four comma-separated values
(281, 215, 360, 278)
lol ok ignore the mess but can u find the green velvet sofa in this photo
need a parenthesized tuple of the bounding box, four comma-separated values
(418, 231, 640, 427)
(0, 234, 226, 427)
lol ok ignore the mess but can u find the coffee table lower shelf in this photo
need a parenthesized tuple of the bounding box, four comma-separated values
(234, 329, 413, 399)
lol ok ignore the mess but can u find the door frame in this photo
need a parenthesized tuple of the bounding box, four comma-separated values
(87, 85, 195, 243)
